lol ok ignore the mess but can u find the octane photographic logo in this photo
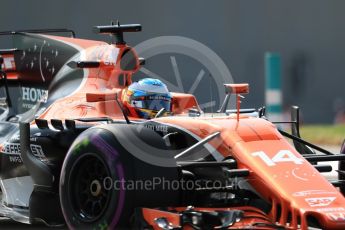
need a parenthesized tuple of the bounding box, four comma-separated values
(102, 176, 244, 193)
(134, 36, 234, 112)
(108, 36, 234, 168)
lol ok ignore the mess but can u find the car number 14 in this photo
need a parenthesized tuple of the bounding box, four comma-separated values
(252, 150, 304, 166)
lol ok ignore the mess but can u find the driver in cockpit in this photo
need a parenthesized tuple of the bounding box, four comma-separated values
(122, 78, 172, 119)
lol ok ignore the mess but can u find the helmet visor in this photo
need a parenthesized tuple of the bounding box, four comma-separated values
(131, 99, 171, 112)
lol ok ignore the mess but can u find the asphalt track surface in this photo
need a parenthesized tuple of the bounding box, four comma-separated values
(0, 218, 67, 229)
(0, 146, 341, 229)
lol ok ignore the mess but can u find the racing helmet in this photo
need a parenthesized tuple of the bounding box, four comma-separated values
(122, 78, 172, 119)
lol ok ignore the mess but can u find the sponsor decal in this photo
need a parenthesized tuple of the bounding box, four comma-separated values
(251, 150, 304, 166)
(144, 124, 168, 133)
(9, 156, 22, 163)
(30, 144, 46, 159)
(305, 197, 336, 207)
(147, 95, 170, 100)
(1, 142, 48, 163)
(293, 190, 337, 197)
(316, 207, 345, 212)
(22, 87, 49, 109)
(22, 87, 48, 103)
(9, 135, 20, 142)
(327, 212, 345, 222)
(2, 143, 21, 155)
(1, 56, 16, 71)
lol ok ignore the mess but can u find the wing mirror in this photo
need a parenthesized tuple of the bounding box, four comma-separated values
(138, 57, 145, 66)
(188, 107, 201, 117)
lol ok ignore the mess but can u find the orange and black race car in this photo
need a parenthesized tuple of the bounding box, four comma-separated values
(0, 23, 344, 230)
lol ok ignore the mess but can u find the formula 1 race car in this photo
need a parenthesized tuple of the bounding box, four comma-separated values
(0, 23, 345, 230)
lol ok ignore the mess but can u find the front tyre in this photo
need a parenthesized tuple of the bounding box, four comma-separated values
(60, 129, 127, 230)
(60, 125, 180, 229)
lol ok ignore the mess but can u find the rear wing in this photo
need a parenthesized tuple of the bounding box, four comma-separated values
(0, 29, 82, 117)
(0, 28, 75, 37)
(0, 29, 76, 80)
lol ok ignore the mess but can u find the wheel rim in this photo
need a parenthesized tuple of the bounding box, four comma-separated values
(69, 153, 113, 222)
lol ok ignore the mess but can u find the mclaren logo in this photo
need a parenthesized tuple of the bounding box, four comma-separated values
(22, 87, 48, 103)
(305, 197, 336, 207)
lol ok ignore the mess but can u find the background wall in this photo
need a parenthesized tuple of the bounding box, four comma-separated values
(0, 0, 344, 123)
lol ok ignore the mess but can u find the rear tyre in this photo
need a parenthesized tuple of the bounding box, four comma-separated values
(60, 125, 180, 229)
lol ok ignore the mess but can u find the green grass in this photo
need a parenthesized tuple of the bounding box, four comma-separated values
(300, 124, 345, 146)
